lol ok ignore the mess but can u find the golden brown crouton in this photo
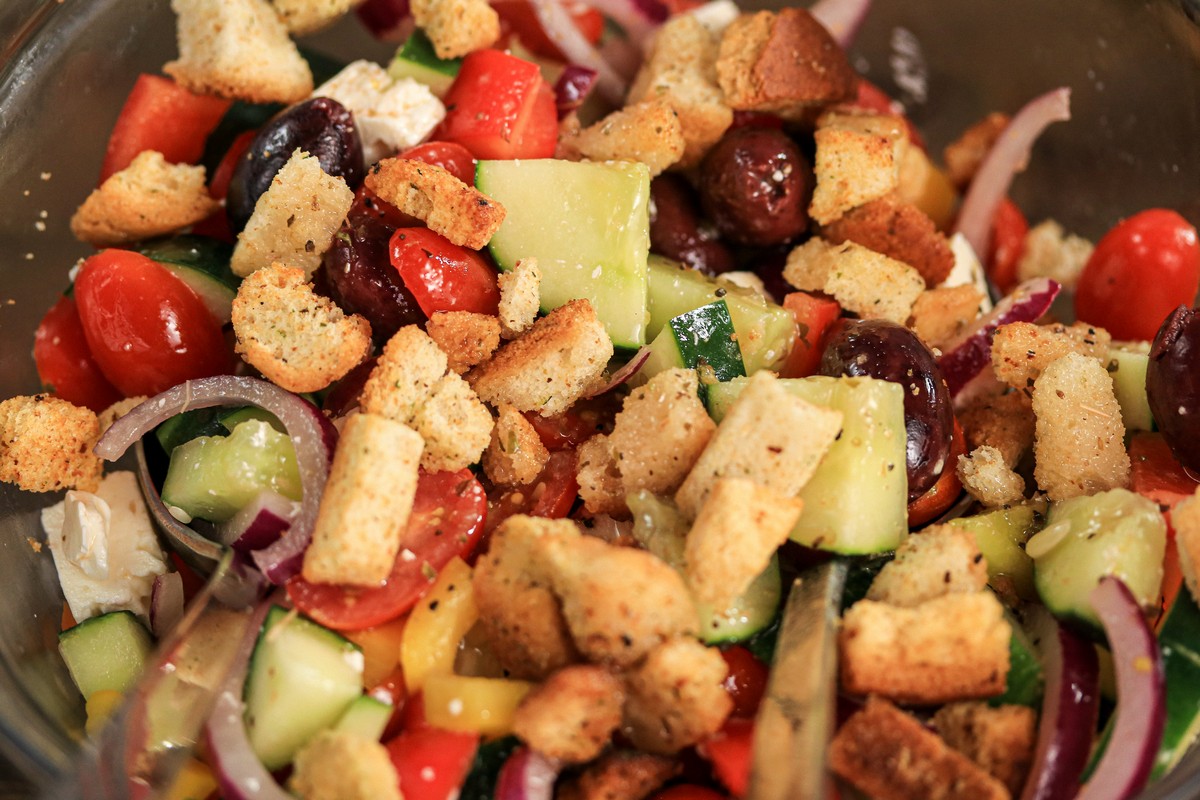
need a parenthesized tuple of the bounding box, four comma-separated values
(810, 115, 902, 225)
(896, 144, 958, 232)
(943, 112, 1010, 188)
(573, 101, 686, 178)
(410, 0, 500, 59)
(715, 8, 856, 117)
(910, 285, 986, 350)
(622, 637, 732, 755)
(556, 751, 680, 800)
(541, 535, 698, 667)
(609, 369, 715, 499)
(472, 515, 582, 679)
(483, 405, 550, 487)
(425, 311, 501, 375)
(1031, 352, 1130, 501)
(685, 478, 803, 610)
(364, 159, 505, 250)
(269, 0, 364, 35)
(410, 372, 493, 472)
(231, 149, 354, 279)
(866, 525, 989, 608)
(991, 322, 1111, 393)
(821, 197, 956, 287)
(302, 413, 422, 587)
(958, 390, 1035, 469)
(1173, 489, 1200, 605)
(166, 0, 313, 104)
(0, 395, 102, 493)
(829, 697, 1010, 800)
(839, 593, 1011, 704)
(469, 300, 613, 417)
(70, 151, 218, 247)
(784, 238, 925, 324)
(576, 434, 628, 517)
(1015, 219, 1094, 290)
(360, 326, 448, 424)
(958, 446, 1026, 508)
(232, 263, 372, 393)
(933, 702, 1037, 796)
(290, 729, 401, 800)
(675, 371, 842, 519)
(513, 665, 624, 764)
(497, 259, 541, 340)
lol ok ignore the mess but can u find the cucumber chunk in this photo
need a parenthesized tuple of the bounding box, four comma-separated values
(244, 606, 364, 770)
(1154, 589, 1200, 778)
(334, 695, 392, 742)
(58, 611, 153, 698)
(947, 503, 1045, 601)
(1106, 348, 1154, 432)
(992, 612, 1043, 708)
(388, 29, 461, 96)
(477, 159, 650, 348)
(136, 235, 238, 325)
(639, 300, 746, 389)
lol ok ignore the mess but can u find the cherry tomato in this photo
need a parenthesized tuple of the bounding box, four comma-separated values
(699, 718, 753, 798)
(779, 291, 842, 379)
(851, 79, 924, 151)
(523, 409, 601, 451)
(287, 470, 487, 630)
(907, 417, 966, 527)
(386, 725, 479, 800)
(986, 197, 1028, 295)
(390, 228, 501, 316)
(1075, 209, 1200, 341)
(1129, 432, 1200, 510)
(73, 250, 232, 397)
(492, 0, 604, 61)
(652, 788, 729, 800)
(352, 183, 419, 229)
(720, 646, 768, 718)
(484, 450, 579, 539)
(33, 294, 123, 412)
(398, 141, 478, 185)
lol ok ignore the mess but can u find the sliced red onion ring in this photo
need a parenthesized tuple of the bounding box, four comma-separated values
(149, 571, 185, 639)
(494, 747, 562, 800)
(809, 0, 872, 48)
(215, 491, 300, 552)
(529, 0, 627, 104)
(583, 0, 665, 43)
(954, 88, 1072, 261)
(96, 376, 337, 585)
(1076, 578, 1166, 800)
(554, 65, 599, 119)
(1020, 607, 1101, 800)
(586, 346, 652, 397)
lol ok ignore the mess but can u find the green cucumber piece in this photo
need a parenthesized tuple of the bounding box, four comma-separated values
(947, 503, 1045, 601)
(1030, 488, 1166, 635)
(841, 555, 894, 608)
(1107, 349, 1154, 432)
(58, 611, 153, 698)
(992, 612, 1043, 708)
(244, 606, 364, 770)
(160, 419, 302, 522)
(218, 406, 284, 434)
(387, 29, 462, 96)
(155, 407, 228, 455)
(460, 736, 520, 800)
(639, 300, 746, 389)
(1154, 588, 1200, 778)
(627, 489, 688, 566)
(477, 159, 650, 348)
(334, 695, 392, 742)
(136, 235, 238, 325)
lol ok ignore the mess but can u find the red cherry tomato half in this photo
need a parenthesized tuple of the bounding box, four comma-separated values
(780, 291, 842, 379)
(720, 646, 768, 718)
(484, 450, 580, 539)
(390, 228, 501, 316)
(523, 409, 600, 451)
(1075, 208, 1200, 341)
(287, 469, 488, 630)
(33, 294, 123, 412)
(699, 718, 754, 798)
(398, 141, 478, 185)
(986, 197, 1028, 295)
(386, 725, 479, 800)
(73, 250, 232, 397)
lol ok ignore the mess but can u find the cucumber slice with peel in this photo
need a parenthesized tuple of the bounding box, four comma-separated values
(136, 236, 238, 325)
(58, 611, 153, 698)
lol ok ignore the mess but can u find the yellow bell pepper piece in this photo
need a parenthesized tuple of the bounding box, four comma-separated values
(164, 757, 218, 800)
(401, 557, 478, 693)
(84, 689, 124, 736)
(423, 674, 533, 737)
(345, 614, 408, 689)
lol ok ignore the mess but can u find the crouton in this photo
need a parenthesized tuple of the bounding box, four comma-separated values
(364, 158, 505, 250)
(410, 0, 500, 59)
(540, 534, 698, 667)
(910, 285, 986, 350)
(301, 413, 423, 586)
(290, 730, 401, 800)
(360, 326, 449, 423)
(866, 525, 988, 608)
(1015, 220, 1094, 290)
(715, 8, 856, 117)
(232, 263, 371, 393)
(821, 197, 956, 287)
(610, 369, 715, 499)
(483, 405, 549, 487)
(783, 238, 925, 324)
(472, 515, 582, 679)
(97, 397, 148, 437)
(469, 300, 613, 417)
(1173, 489, 1200, 605)
(411, 372, 493, 472)
(622, 637, 732, 754)
(576, 434, 628, 517)
(513, 665, 624, 764)
(1031, 352, 1130, 501)
(573, 101, 686, 178)
(933, 702, 1037, 796)
(0, 395, 102, 493)
(991, 321, 1111, 393)
(497, 259, 541, 340)
(165, 0, 313, 104)
(685, 478, 803, 610)
(675, 371, 842, 519)
(810, 114, 902, 225)
(839, 593, 1011, 704)
(425, 311, 501, 374)
(829, 697, 1010, 800)
(269, 0, 364, 35)
(556, 751, 680, 800)
(942, 112, 1009, 188)
(897, 144, 958, 232)
(70, 151, 218, 247)
(627, 14, 732, 168)
(958, 390, 1035, 469)
(231, 149, 354, 279)
(958, 446, 1026, 508)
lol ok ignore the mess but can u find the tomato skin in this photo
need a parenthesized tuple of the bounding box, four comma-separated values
(493, 0, 603, 61)
(399, 141, 477, 185)
(779, 291, 842, 379)
(720, 646, 768, 718)
(484, 450, 580, 539)
(699, 718, 753, 798)
(287, 469, 488, 630)
(987, 197, 1028, 295)
(73, 250, 232, 397)
(1075, 209, 1200, 341)
(907, 417, 965, 527)
(390, 228, 501, 316)
(386, 726, 479, 800)
(33, 294, 123, 412)
(524, 410, 599, 451)
(1129, 432, 1200, 510)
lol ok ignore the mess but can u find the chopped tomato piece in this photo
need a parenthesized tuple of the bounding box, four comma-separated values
(699, 717, 754, 798)
(523, 409, 601, 451)
(779, 291, 842, 379)
(1130, 432, 1200, 509)
(987, 197, 1028, 295)
(852, 79, 924, 151)
(390, 228, 501, 316)
(907, 417, 966, 527)
(484, 450, 580, 539)
(720, 646, 768, 718)
(386, 725, 479, 800)
(33, 294, 123, 412)
(399, 141, 478, 184)
(492, 0, 604, 61)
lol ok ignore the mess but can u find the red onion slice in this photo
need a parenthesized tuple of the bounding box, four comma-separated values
(809, 0, 872, 48)
(586, 346, 652, 397)
(554, 65, 599, 119)
(149, 572, 185, 639)
(1076, 578, 1166, 800)
(215, 491, 300, 552)
(954, 88, 1072, 261)
(529, 0, 627, 104)
(583, 0, 665, 43)
(494, 747, 562, 800)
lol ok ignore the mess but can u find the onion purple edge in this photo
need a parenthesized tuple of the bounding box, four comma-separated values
(495, 746, 563, 800)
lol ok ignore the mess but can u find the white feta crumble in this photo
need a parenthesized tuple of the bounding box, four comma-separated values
(688, 0, 739, 35)
(941, 232, 993, 313)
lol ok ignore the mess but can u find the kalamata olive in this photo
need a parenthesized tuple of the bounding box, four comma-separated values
(819, 319, 954, 501)
(698, 127, 813, 247)
(227, 97, 365, 233)
(1146, 305, 1200, 473)
(649, 175, 735, 276)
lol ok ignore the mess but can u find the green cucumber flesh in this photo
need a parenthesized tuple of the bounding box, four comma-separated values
(477, 158, 650, 348)
(1107, 349, 1154, 432)
(627, 489, 688, 567)
(1154, 588, 1200, 778)
(334, 695, 392, 742)
(388, 29, 462, 96)
(136, 236, 238, 325)
(697, 557, 782, 644)
(991, 611, 1043, 708)
(58, 611, 153, 698)
(155, 407, 228, 455)
(244, 606, 364, 770)
(947, 503, 1045, 601)
(638, 300, 746, 389)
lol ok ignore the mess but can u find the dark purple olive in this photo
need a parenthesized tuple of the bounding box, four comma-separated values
(1146, 305, 1200, 473)
(649, 174, 735, 275)
(698, 126, 813, 247)
(819, 319, 954, 501)
(227, 97, 365, 234)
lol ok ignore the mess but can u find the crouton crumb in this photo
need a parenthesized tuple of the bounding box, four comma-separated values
(991, 321, 1111, 392)
(809, 113, 902, 225)
(572, 101, 686, 178)
(942, 112, 1009, 188)
(269, 0, 363, 35)
(0, 395, 102, 493)
(866, 525, 988, 608)
(360, 326, 448, 424)
(822, 196, 955, 287)
(483, 405, 549, 487)
(622, 637, 732, 754)
(576, 434, 627, 517)
(290, 729, 401, 800)
(425, 311, 501, 374)
(958, 446, 1027, 508)
(410, 372, 493, 472)
(513, 665, 624, 764)
(410, 0, 500, 58)
(497, 259, 542, 340)
(556, 751, 680, 800)
(958, 390, 1035, 469)
(364, 158, 505, 250)
(933, 702, 1037, 796)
